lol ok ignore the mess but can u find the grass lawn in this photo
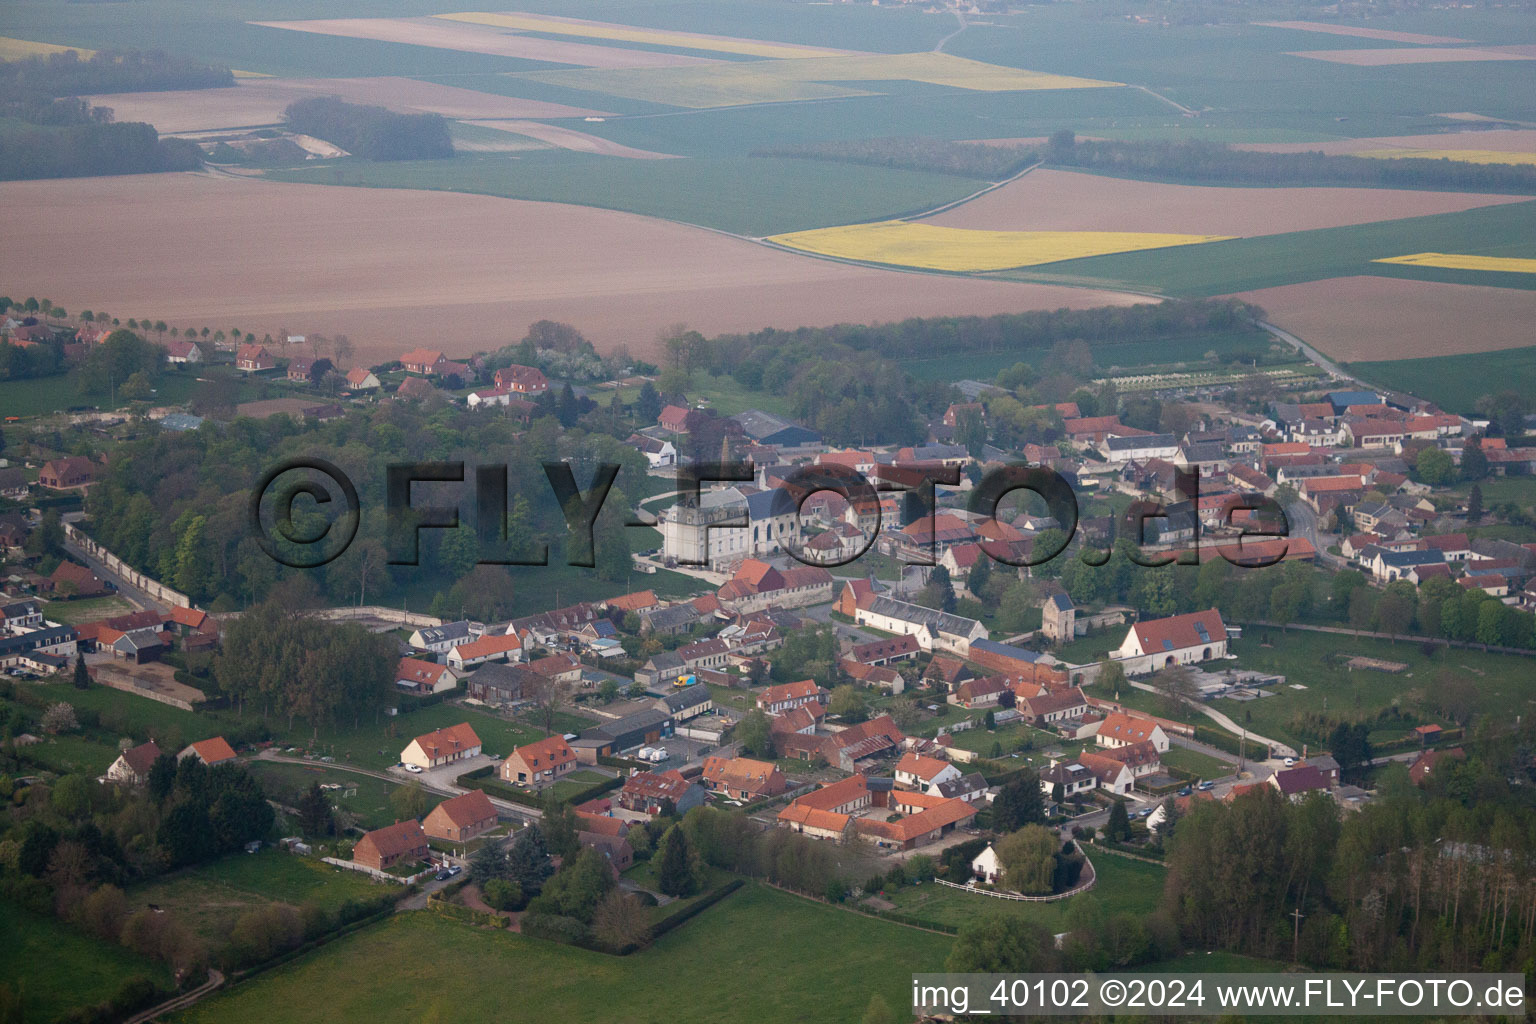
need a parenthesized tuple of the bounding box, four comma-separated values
(547, 768, 612, 803)
(127, 849, 387, 948)
(0, 901, 173, 1023)
(268, 703, 560, 770)
(0, 372, 202, 420)
(40, 593, 138, 624)
(880, 854, 1166, 933)
(1054, 631, 1120, 664)
(173, 882, 952, 1024)
(31, 680, 209, 743)
(1209, 632, 1536, 750)
(1159, 745, 1233, 780)
(246, 760, 404, 831)
(17, 731, 125, 775)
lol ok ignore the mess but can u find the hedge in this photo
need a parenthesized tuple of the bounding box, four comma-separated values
(395, 683, 465, 714)
(1192, 724, 1257, 758)
(598, 753, 647, 773)
(865, 907, 960, 935)
(650, 879, 744, 941)
(429, 897, 508, 929)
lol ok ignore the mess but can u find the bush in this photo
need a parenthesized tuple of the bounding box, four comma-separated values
(481, 878, 525, 912)
(520, 912, 589, 945)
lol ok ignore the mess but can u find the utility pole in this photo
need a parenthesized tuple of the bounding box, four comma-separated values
(1291, 906, 1305, 963)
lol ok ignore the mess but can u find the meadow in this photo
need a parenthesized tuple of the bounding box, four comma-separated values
(0, 902, 172, 1023)
(246, 760, 408, 830)
(171, 883, 954, 1024)
(126, 848, 387, 947)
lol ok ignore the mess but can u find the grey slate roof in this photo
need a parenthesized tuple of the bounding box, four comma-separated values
(1106, 433, 1177, 451)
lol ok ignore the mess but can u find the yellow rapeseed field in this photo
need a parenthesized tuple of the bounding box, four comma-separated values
(0, 36, 96, 61)
(1374, 252, 1536, 274)
(766, 221, 1231, 272)
(1355, 148, 1536, 166)
(436, 12, 844, 59)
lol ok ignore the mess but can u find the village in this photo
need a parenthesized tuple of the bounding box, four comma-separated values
(1, 305, 1534, 1022)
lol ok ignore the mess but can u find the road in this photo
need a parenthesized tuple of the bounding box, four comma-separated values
(1282, 499, 1347, 571)
(1126, 679, 1297, 760)
(933, 11, 967, 53)
(1256, 319, 1357, 385)
(123, 970, 224, 1024)
(254, 750, 541, 821)
(60, 519, 169, 615)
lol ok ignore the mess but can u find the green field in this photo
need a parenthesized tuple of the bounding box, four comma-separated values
(1158, 745, 1233, 780)
(28, 679, 208, 747)
(0, 900, 173, 1023)
(1209, 632, 1536, 750)
(247, 760, 407, 831)
(880, 853, 1166, 933)
(127, 848, 386, 947)
(173, 883, 953, 1024)
(269, 703, 568, 771)
(898, 329, 1283, 384)
(40, 593, 137, 624)
(1351, 345, 1536, 415)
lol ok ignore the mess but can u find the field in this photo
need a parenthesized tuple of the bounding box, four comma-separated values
(270, 703, 559, 770)
(0, 34, 94, 59)
(252, 18, 727, 69)
(1, 172, 1142, 362)
(1158, 745, 1233, 780)
(1286, 47, 1536, 66)
(1358, 149, 1536, 166)
(172, 883, 953, 1024)
(1233, 276, 1536, 361)
(767, 221, 1229, 273)
(1238, 129, 1536, 155)
(517, 52, 1120, 109)
(1374, 252, 1536, 273)
(1351, 345, 1536, 413)
(126, 849, 386, 947)
(1252, 21, 1470, 45)
(435, 11, 858, 60)
(1208, 632, 1536, 750)
(0, 902, 172, 1023)
(246, 760, 407, 831)
(459, 119, 676, 159)
(88, 77, 608, 135)
(928, 169, 1528, 236)
(881, 854, 1167, 933)
(39, 593, 137, 623)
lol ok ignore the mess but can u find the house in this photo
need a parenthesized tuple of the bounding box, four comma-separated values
(407, 620, 478, 655)
(1091, 712, 1171, 753)
(757, 679, 825, 715)
(395, 658, 457, 696)
(1017, 688, 1091, 728)
(776, 714, 903, 771)
(1110, 609, 1228, 676)
(466, 386, 514, 409)
(500, 735, 576, 785)
(658, 405, 691, 433)
(1040, 760, 1099, 801)
(179, 736, 237, 766)
(953, 675, 1008, 708)
(1076, 751, 1138, 795)
(860, 790, 978, 850)
(627, 434, 677, 468)
(38, 456, 96, 490)
(235, 345, 276, 372)
(656, 684, 714, 722)
(1, 601, 43, 632)
(1041, 592, 1076, 644)
(894, 752, 961, 792)
(848, 634, 920, 667)
(101, 627, 164, 664)
(580, 832, 635, 878)
(165, 340, 203, 364)
(972, 843, 1004, 884)
(106, 740, 162, 786)
(400, 723, 482, 769)
(605, 590, 660, 616)
(701, 756, 786, 801)
(618, 769, 706, 816)
(932, 772, 989, 803)
(446, 631, 526, 670)
(286, 356, 317, 382)
(1269, 764, 1329, 801)
(851, 595, 988, 657)
(400, 348, 446, 375)
(345, 367, 381, 391)
(716, 560, 832, 614)
(776, 775, 872, 841)
(494, 364, 548, 395)
(353, 819, 428, 872)
(0, 470, 29, 501)
(423, 789, 498, 844)
(1409, 747, 1465, 786)
(1104, 433, 1180, 464)
(463, 662, 536, 705)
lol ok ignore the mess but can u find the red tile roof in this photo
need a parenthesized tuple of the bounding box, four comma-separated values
(427, 789, 496, 831)
(411, 723, 482, 760)
(1128, 609, 1226, 654)
(185, 736, 237, 764)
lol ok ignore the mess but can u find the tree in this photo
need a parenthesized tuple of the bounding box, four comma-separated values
(655, 824, 702, 897)
(1095, 659, 1128, 697)
(917, 564, 957, 613)
(481, 878, 524, 912)
(597, 679, 619, 702)
(828, 683, 868, 722)
(991, 770, 1045, 832)
(532, 847, 614, 922)
(592, 890, 651, 950)
(997, 580, 1037, 632)
(542, 798, 581, 862)
(735, 708, 773, 758)
(147, 753, 178, 803)
(296, 782, 334, 836)
(1466, 483, 1484, 524)
(1415, 445, 1455, 486)
(390, 782, 430, 822)
(72, 658, 90, 690)
(41, 702, 78, 734)
(947, 913, 1060, 972)
(1151, 663, 1197, 717)
(506, 825, 553, 896)
(996, 824, 1059, 895)
(1105, 800, 1131, 842)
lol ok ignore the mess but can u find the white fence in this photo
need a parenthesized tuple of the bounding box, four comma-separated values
(321, 856, 430, 885)
(62, 522, 193, 609)
(932, 863, 1096, 903)
(312, 606, 444, 629)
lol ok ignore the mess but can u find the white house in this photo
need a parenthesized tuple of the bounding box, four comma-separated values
(400, 723, 482, 769)
(1090, 712, 1171, 753)
(467, 387, 514, 409)
(894, 752, 962, 792)
(1104, 433, 1180, 464)
(408, 620, 479, 655)
(1110, 609, 1228, 676)
(971, 843, 1004, 884)
(853, 596, 988, 657)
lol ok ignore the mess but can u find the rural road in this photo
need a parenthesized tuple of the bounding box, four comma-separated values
(123, 969, 224, 1024)
(59, 516, 171, 616)
(1126, 679, 1297, 759)
(1282, 499, 1347, 571)
(933, 11, 967, 53)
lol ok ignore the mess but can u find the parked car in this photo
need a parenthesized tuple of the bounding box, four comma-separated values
(1283, 757, 1297, 767)
(447, 865, 462, 876)
(435, 870, 451, 881)
(405, 764, 423, 774)
(1197, 781, 1215, 791)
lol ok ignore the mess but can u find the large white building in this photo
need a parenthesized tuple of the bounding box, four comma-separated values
(660, 487, 801, 569)
(1110, 609, 1229, 676)
(854, 596, 988, 657)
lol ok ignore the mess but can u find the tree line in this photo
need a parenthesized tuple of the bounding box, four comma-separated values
(755, 135, 1036, 180)
(283, 96, 453, 161)
(0, 49, 233, 100)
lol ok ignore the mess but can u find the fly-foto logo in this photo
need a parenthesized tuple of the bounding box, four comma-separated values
(249, 458, 1292, 571)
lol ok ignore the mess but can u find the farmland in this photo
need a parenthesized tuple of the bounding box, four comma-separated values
(0, 34, 94, 60)
(1351, 345, 1536, 414)
(929, 168, 1528, 236)
(1233, 276, 1536, 361)
(1, 172, 1142, 363)
(1357, 149, 1536, 166)
(767, 221, 1229, 273)
(433, 11, 859, 60)
(1373, 252, 1536, 274)
(172, 884, 953, 1024)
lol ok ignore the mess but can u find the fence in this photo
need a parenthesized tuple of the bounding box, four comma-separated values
(321, 856, 430, 885)
(313, 606, 444, 629)
(932, 866, 1096, 904)
(62, 521, 193, 609)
